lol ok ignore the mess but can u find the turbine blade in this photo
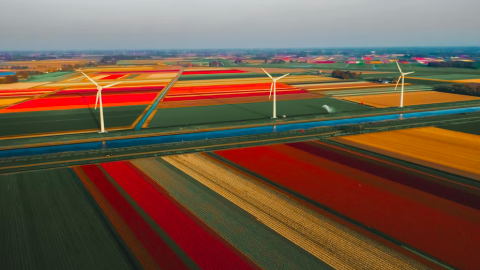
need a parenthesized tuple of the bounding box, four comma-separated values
(396, 61, 403, 73)
(404, 71, 415, 75)
(95, 91, 100, 110)
(395, 75, 402, 90)
(262, 68, 273, 79)
(269, 82, 273, 99)
(276, 73, 290, 81)
(80, 72, 99, 87)
(103, 82, 122, 88)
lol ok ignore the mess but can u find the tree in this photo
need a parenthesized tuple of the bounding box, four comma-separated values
(331, 70, 358, 80)
(209, 60, 222, 67)
(427, 61, 476, 69)
(434, 83, 480, 97)
(61, 65, 74, 71)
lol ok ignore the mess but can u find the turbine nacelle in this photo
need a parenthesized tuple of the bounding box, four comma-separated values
(262, 68, 290, 99)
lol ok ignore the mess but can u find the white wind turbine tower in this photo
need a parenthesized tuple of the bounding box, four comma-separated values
(395, 61, 414, 108)
(262, 68, 290, 119)
(76, 70, 122, 133)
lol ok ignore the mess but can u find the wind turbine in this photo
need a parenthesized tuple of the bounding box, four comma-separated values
(395, 61, 414, 107)
(262, 68, 290, 119)
(76, 70, 122, 133)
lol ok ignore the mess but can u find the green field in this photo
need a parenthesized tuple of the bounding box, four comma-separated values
(178, 72, 289, 81)
(148, 98, 369, 128)
(25, 71, 75, 82)
(324, 85, 433, 97)
(0, 168, 137, 269)
(438, 120, 480, 135)
(410, 74, 480, 81)
(403, 78, 454, 86)
(0, 105, 146, 137)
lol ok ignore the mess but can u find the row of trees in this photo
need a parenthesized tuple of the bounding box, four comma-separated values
(99, 55, 152, 65)
(0, 75, 18, 84)
(9, 66, 29, 70)
(68, 62, 97, 69)
(331, 70, 361, 79)
(427, 61, 476, 69)
(434, 83, 480, 97)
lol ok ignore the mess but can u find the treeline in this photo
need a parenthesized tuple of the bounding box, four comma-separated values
(9, 66, 29, 69)
(66, 62, 97, 69)
(332, 70, 361, 79)
(99, 55, 152, 65)
(434, 83, 480, 97)
(0, 75, 18, 84)
(427, 61, 476, 69)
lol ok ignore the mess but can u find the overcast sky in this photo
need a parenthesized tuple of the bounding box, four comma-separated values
(2, 0, 479, 50)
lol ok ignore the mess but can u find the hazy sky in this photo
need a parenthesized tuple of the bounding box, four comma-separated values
(2, 0, 479, 50)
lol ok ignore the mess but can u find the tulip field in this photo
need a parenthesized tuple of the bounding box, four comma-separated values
(1, 149, 443, 269)
(1, 64, 478, 139)
(0, 67, 179, 137)
(2, 66, 479, 268)
(332, 127, 480, 180)
(2, 85, 165, 113)
(4, 138, 479, 269)
(160, 83, 320, 108)
(146, 68, 368, 128)
(215, 141, 480, 270)
(2, 54, 480, 270)
(0, 83, 62, 108)
(0, 82, 166, 137)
